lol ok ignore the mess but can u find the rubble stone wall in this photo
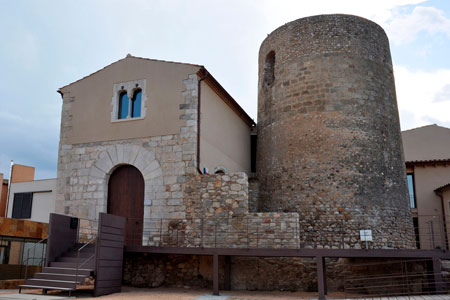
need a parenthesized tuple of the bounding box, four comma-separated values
(248, 178, 259, 213)
(144, 173, 299, 248)
(124, 254, 432, 293)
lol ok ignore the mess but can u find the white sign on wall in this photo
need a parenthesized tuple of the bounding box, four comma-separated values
(360, 229, 373, 242)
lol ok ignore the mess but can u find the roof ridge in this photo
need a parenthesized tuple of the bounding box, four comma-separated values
(401, 124, 438, 133)
(58, 54, 203, 91)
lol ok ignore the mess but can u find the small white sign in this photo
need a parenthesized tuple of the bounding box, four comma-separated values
(360, 229, 373, 241)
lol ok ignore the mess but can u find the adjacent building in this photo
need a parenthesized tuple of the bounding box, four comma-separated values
(4, 164, 56, 223)
(402, 124, 450, 249)
(0, 173, 8, 217)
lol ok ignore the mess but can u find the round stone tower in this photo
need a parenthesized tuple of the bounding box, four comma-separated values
(256, 14, 415, 249)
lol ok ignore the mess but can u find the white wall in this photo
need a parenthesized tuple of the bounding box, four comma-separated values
(7, 179, 56, 223)
(200, 82, 252, 174)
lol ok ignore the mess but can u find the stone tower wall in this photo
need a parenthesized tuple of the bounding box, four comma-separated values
(256, 14, 415, 249)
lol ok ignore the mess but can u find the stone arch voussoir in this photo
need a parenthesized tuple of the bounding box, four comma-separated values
(88, 144, 162, 217)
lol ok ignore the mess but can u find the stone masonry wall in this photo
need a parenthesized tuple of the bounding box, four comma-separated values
(144, 173, 299, 248)
(248, 178, 259, 213)
(55, 74, 200, 230)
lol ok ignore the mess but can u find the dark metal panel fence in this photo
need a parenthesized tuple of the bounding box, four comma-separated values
(45, 213, 78, 266)
(94, 212, 125, 297)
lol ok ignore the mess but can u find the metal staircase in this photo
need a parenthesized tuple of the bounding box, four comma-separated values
(19, 241, 96, 296)
(17, 213, 125, 297)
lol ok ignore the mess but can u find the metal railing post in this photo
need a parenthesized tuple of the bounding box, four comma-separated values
(256, 222, 259, 248)
(41, 243, 44, 268)
(159, 219, 163, 247)
(246, 218, 249, 248)
(75, 236, 97, 286)
(430, 221, 435, 249)
(24, 247, 30, 280)
(201, 218, 204, 248)
(214, 222, 217, 248)
(23, 237, 47, 280)
(299, 221, 302, 249)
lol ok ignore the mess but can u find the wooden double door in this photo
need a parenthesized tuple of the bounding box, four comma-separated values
(107, 165, 144, 245)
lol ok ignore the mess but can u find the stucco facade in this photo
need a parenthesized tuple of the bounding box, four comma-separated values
(7, 179, 56, 223)
(402, 124, 450, 249)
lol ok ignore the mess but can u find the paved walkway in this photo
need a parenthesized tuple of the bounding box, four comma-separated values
(0, 294, 65, 300)
(335, 297, 450, 300)
(1, 288, 450, 300)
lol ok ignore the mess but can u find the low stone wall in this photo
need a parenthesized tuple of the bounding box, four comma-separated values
(299, 207, 415, 249)
(143, 173, 299, 248)
(123, 255, 434, 293)
(184, 173, 249, 218)
(123, 253, 317, 291)
(248, 178, 259, 213)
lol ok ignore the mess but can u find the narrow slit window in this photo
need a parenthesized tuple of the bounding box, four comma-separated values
(407, 173, 417, 209)
(118, 91, 129, 119)
(131, 89, 142, 118)
(264, 51, 275, 86)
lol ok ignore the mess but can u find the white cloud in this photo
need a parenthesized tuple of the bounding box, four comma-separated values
(434, 84, 450, 102)
(385, 6, 450, 45)
(261, 0, 427, 30)
(395, 65, 450, 129)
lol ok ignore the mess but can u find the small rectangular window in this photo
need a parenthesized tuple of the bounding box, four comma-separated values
(407, 173, 417, 209)
(12, 192, 33, 219)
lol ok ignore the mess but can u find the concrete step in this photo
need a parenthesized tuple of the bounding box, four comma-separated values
(24, 279, 76, 289)
(57, 256, 94, 263)
(42, 267, 93, 276)
(19, 284, 75, 291)
(63, 251, 95, 258)
(34, 272, 85, 283)
(49, 261, 94, 269)
(71, 243, 96, 251)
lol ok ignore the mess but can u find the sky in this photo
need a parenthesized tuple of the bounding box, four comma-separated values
(0, 0, 450, 179)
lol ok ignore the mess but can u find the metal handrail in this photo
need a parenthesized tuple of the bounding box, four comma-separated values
(74, 236, 97, 286)
(24, 237, 48, 280)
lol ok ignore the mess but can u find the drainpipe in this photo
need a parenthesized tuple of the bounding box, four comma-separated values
(436, 191, 449, 250)
(197, 69, 208, 174)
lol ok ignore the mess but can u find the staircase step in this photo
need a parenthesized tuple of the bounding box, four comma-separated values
(71, 243, 96, 251)
(50, 261, 94, 269)
(19, 284, 75, 291)
(24, 279, 76, 289)
(42, 267, 93, 276)
(57, 256, 95, 263)
(64, 251, 95, 258)
(34, 272, 86, 283)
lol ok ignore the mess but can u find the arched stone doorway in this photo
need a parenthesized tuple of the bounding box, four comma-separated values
(108, 165, 144, 245)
